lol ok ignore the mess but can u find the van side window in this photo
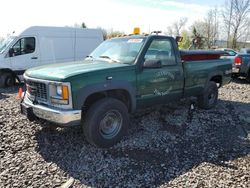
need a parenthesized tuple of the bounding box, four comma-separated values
(144, 39, 176, 65)
(12, 37, 35, 56)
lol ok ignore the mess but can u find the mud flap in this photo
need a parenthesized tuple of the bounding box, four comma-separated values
(20, 103, 37, 121)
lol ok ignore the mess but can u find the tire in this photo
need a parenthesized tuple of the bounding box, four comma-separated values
(0, 75, 5, 88)
(83, 98, 129, 148)
(0, 72, 15, 87)
(198, 81, 218, 109)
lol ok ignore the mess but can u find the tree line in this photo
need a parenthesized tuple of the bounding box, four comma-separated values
(1, 0, 249, 50)
(168, 0, 250, 50)
(99, 0, 250, 50)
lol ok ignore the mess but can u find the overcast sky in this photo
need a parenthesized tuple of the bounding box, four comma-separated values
(0, 0, 225, 37)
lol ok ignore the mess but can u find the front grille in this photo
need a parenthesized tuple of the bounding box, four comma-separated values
(26, 80, 48, 101)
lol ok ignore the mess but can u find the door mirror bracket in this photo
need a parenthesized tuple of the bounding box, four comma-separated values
(8, 48, 14, 57)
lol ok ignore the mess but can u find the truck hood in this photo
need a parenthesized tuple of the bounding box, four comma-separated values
(24, 60, 131, 81)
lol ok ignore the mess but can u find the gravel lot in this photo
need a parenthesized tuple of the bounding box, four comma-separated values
(0, 79, 249, 188)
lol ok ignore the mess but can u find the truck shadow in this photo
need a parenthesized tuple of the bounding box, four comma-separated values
(35, 99, 250, 187)
(232, 77, 249, 84)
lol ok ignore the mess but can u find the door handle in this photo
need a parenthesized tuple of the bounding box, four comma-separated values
(31, 57, 38, 59)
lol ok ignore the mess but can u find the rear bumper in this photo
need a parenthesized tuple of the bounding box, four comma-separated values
(21, 95, 81, 126)
(232, 67, 240, 74)
(232, 64, 249, 77)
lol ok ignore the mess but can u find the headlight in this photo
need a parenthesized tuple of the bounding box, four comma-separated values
(56, 86, 62, 96)
(50, 83, 70, 105)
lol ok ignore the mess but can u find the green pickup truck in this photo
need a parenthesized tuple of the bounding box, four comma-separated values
(21, 34, 232, 147)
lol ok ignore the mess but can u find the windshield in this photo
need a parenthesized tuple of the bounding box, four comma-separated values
(0, 36, 15, 54)
(88, 37, 145, 64)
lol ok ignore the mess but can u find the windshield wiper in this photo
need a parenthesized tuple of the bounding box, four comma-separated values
(99, 55, 119, 63)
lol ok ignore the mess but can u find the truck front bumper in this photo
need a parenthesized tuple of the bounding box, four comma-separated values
(21, 96, 81, 126)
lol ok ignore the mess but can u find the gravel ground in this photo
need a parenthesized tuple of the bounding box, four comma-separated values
(0, 79, 249, 188)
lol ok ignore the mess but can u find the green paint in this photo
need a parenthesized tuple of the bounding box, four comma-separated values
(24, 35, 232, 111)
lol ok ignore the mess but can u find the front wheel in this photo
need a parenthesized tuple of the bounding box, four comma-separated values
(198, 81, 218, 109)
(0, 72, 15, 87)
(83, 98, 129, 148)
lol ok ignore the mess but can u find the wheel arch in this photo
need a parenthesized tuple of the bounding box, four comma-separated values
(75, 81, 136, 113)
(0, 68, 20, 83)
(206, 71, 223, 88)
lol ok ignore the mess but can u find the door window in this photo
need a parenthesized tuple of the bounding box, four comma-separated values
(144, 39, 176, 65)
(12, 37, 35, 56)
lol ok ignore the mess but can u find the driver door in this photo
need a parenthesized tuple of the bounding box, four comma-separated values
(9, 37, 39, 75)
(136, 37, 183, 108)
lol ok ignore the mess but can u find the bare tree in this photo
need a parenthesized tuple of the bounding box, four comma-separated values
(233, 0, 250, 48)
(173, 17, 188, 36)
(166, 26, 174, 36)
(223, 0, 234, 47)
(241, 20, 250, 47)
(189, 8, 219, 49)
(204, 8, 220, 48)
(223, 0, 250, 48)
(167, 17, 188, 36)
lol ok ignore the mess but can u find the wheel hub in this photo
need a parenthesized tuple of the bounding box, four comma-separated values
(208, 92, 216, 105)
(99, 110, 122, 139)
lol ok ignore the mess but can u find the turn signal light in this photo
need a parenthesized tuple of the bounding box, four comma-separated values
(62, 85, 69, 100)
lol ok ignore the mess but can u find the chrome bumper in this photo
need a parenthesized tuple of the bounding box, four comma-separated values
(21, 95, 81, 126)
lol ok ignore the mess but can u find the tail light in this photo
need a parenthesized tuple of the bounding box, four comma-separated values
(234, 56, 242, 66)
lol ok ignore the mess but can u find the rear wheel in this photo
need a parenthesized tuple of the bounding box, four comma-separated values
(198, 81, 218, 109)
(83, 98, 129, 148)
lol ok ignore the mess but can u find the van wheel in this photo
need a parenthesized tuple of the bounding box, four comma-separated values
(198, 81, 218, 109)
(83, 98, 129, 148)
(0, 73, 15, 87)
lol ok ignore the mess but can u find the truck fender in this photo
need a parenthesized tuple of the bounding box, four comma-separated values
(205, 71, 223, 88)
(74, 81, 136, 112)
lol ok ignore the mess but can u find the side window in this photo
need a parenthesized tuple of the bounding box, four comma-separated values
(12, 37, 35, 56)
(144, 39, 176, 65)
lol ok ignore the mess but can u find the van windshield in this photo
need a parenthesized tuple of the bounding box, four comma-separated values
(88, 37, 145, 64)
(0, 36, 15, 54)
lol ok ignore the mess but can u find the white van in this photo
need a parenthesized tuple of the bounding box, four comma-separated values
(0, 26, 103, 87)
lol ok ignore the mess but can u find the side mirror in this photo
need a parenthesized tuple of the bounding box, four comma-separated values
(8, 48, 14, 57)
(143, 59, 162, 68)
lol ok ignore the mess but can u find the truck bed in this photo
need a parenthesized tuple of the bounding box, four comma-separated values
(183, 58, 232, 97)
(180, 50, 225, 61)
